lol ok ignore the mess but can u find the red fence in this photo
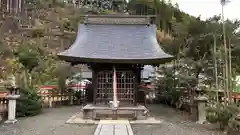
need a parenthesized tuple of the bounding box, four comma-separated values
(38, 84, 87, 107)
(0, 92, 8, 119)
(1, 90, 86, 111)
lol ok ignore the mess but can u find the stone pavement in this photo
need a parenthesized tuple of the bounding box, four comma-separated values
(94, 120, 133, 135)
(0, 105, 224, 135)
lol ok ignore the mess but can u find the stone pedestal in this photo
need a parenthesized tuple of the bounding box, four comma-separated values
(194, 96, 208, 124)
(5, 95, 20, 124)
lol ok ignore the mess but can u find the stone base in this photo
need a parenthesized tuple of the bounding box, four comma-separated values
(66, 112, 163, 125)
(4, 119, 18, 124)
(82, 104, 148, 120)
(196, 120, 207, 124)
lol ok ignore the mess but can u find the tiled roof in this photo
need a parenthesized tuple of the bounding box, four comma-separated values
(58, 16, 172, 64)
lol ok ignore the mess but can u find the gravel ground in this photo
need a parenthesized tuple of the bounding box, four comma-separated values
(132, 104, 224, 135)
(0, 104, 226, 135)
(132, 124, 223, 135)
(0, 106, 96, 135)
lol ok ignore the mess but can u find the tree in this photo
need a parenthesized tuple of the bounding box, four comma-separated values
(152, 1, 240, 117)
(16, 87, 42, 117)
(15, 44, 40, 72)
(14, 43, 42, 88)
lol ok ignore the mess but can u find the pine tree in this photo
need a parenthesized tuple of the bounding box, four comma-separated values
(16, 88, 42, 117)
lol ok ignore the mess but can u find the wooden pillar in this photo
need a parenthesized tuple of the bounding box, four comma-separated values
(18, 0, 22, 12)
(7, 0, 10, 12)
(9, 0, 12, 14)
(133, 67, 141, 105)
(136, 66, 145, 105)
(133, 68, 137, 105)
(14, 0, 20, 14)
(92, 68, 97, 104)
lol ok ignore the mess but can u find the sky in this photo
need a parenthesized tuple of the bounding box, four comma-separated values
(171, 0, 240, 20)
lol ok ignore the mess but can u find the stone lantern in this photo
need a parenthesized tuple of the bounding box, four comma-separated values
(4, 76, 20, 124)
(194, 92, 208, 124)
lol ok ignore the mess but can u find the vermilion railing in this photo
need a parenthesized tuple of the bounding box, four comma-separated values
(0, 92, 8, 118)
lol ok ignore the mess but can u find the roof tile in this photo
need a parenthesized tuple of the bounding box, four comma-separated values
(58, 16, 172, 64)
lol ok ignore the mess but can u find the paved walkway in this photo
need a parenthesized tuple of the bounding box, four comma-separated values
(0, 105, 225, 135)
(94, 120, 133, 135)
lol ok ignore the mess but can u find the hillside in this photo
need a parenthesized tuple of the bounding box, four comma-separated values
(2, 0, 238, 89)
(0, 1, 191, 79)
(0, 4, 84, 77)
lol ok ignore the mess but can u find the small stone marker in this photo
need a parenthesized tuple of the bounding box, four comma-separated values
(5, 94, 20, 124)
(4, 78, 20, 124)
(94, 120, 133, 135)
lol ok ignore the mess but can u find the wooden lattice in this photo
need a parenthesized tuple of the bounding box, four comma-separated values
(116, 71, 134, 105)
(96, 70, 135, 105)
(96, 70, 113, 104)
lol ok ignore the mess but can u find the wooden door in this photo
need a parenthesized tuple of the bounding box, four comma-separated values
(96, 70, 135, 105)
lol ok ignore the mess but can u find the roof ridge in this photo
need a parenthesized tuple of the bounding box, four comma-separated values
(84, 16, 151, 25)
(81, 14, 156, 18)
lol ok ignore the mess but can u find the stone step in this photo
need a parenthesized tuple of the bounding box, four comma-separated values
(95, 111, 135, 120)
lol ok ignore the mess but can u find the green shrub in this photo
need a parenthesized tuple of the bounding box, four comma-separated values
(16, 88, 42, 117)
(206, 103, 239, 131)
(165, 88, 181, 106)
